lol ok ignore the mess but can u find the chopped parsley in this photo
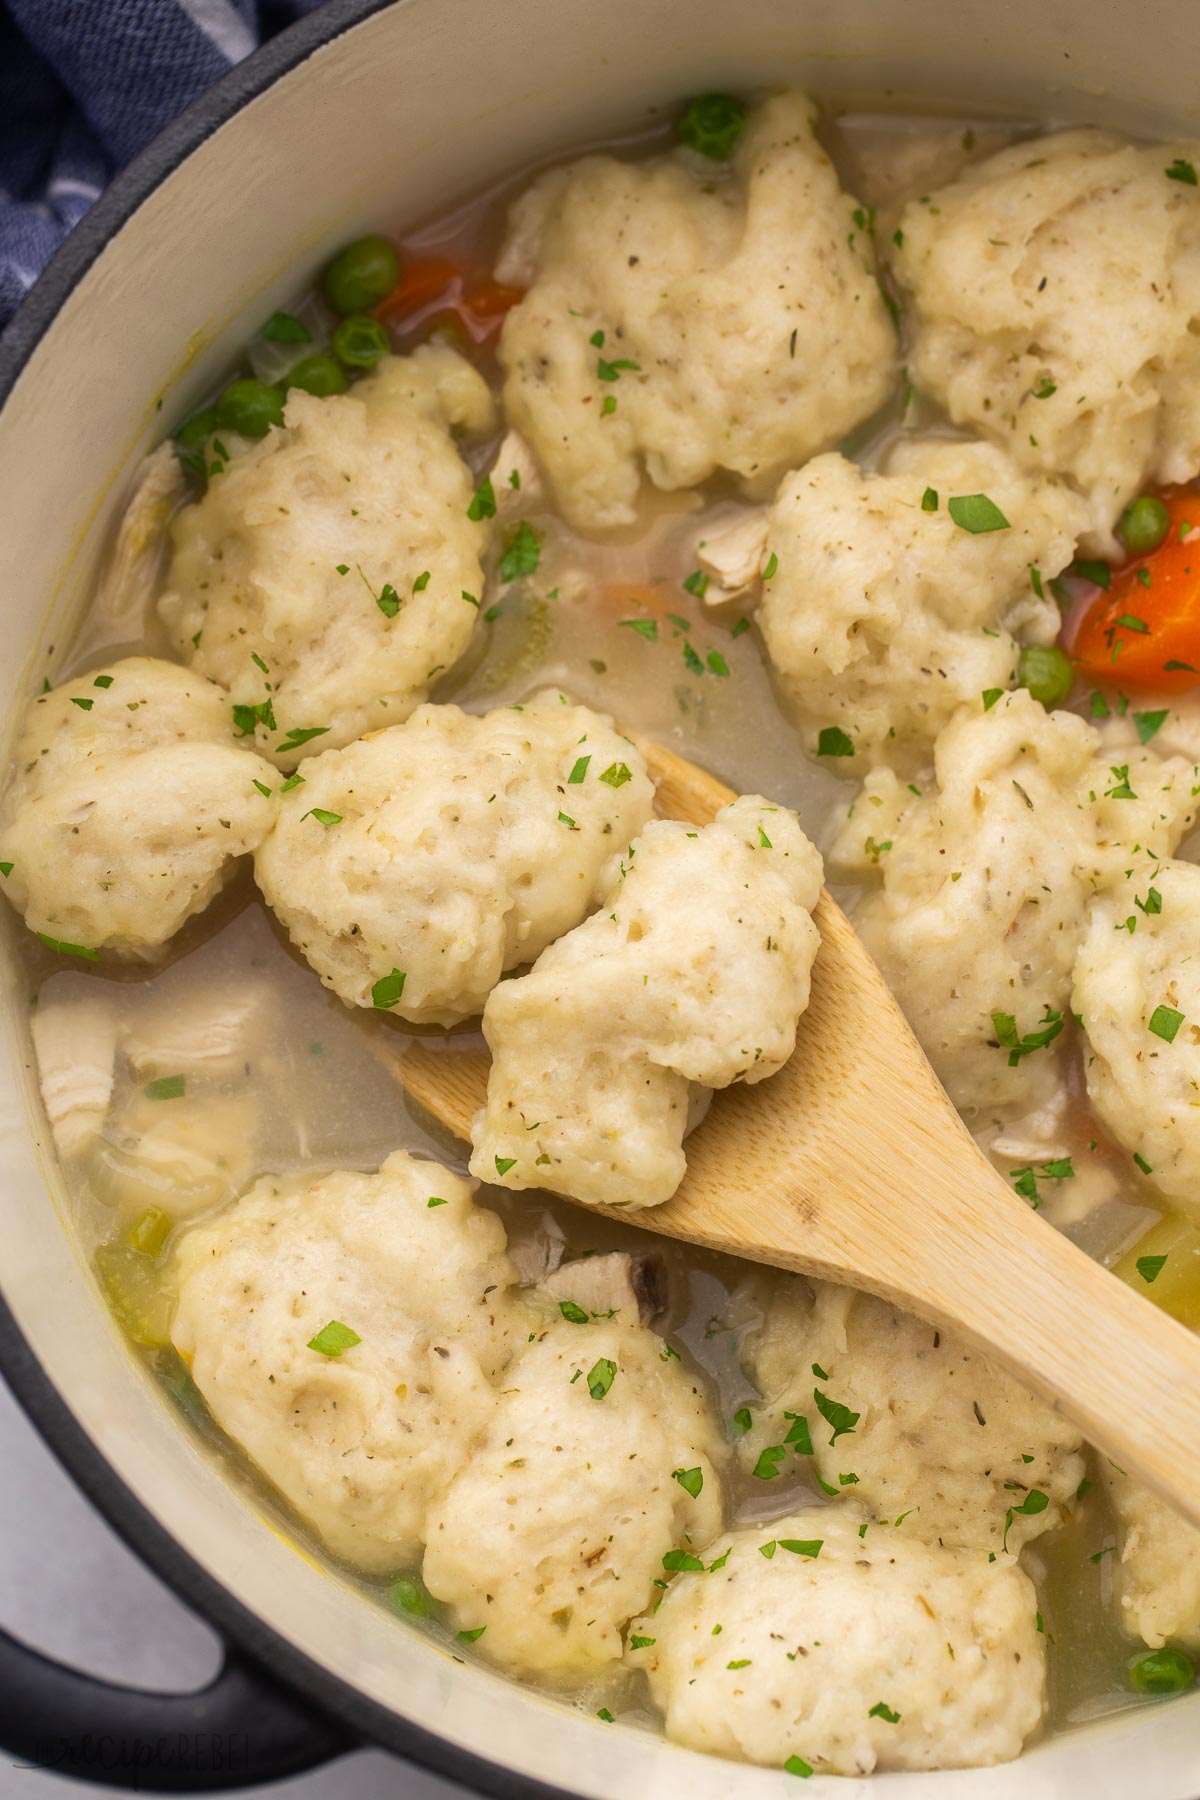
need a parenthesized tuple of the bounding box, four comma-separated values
(673, 1466, 704, 1498)
(1135, 709, 1169, 744)
(457, 1627, 486, 1644)
(494, 1156, 517, 1177)
(567, 755, 591, 784)
(370, 968, 407, 1009)
(36, 933, 98, 960)
(499, 521, 541, 582)
(921, 487, 939, 512)
(144, 1074, 186, 1101)
(1148, 1004, 1185, 1043)
(731, 1406, 753, 1435)
(1070, 558, 1111, 590)
(1031, 375, 1056, 400)
(990, 1007, 1065, 1065)
(307, 1320, 361, 1357)
(597, 356, 641, 381)
(599, 761, 633, 788)
(232, 698, 276, 737)
(817, 726, 855, 757)
(683, 570, 709, 599)
(467, 476, 496, 521)
(628, 1634, 655, 1650)
(1002, 1487, 1049, 1550)
(1167, 158, 1199, 185)
(778, 1539, 822, 1559)
(1136, 1254, 1168, 1285)
(814, 1388, 860, 1444)
(762, 551, 779, 580)
(301, 808, 342, 827)
(376, 583, 401, 618)
(783, 1755, 814, 1778)
(662, 1548, 705, 1572)
(982, 687, 1004, 711)
(587, 1357, 617, 1400)
(947, 493, 1010, 533)
(682, 641, 705, 677)
(619, 618, 657, 640)
(868, 1702, 901, 1724)
(751, 1444, 787, 1480)
(278, 726, 330, 749)
(427, 1196, 448, 1209)
(558, 1300, 589, 1324)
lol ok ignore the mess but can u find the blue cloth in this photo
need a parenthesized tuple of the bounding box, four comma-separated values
(0, 0, 329, 327)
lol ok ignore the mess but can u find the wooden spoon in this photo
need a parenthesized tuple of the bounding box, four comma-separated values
(397, 739, 1200, 1529)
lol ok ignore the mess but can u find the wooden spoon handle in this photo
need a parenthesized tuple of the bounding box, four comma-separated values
(895, 1186, 1200, 1527)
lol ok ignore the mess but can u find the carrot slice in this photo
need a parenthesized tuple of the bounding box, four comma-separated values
(374, 257, 523, 345)
(1068, 491, 1200, 691)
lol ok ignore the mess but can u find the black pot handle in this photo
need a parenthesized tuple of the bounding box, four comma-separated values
(0, 1624, 351, 1791)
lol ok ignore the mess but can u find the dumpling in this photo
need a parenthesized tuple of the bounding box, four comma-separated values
(1103, 1466, 1200, 1649)
(421, 1315, 724, 1678)
(170, 1152, 527, 1572)
(1073, 859, 1200, 1214)
(158, 347, 496, 766)
(497, 93, 896, 531)
(831, 690, 1200, 1116)
(253, 691, 654, 1024)
(471, 795, 823, 1207)
(759, 437, 1088, 765)
(892, 131, 1200, 549)
(627, 1503, 1045, 1774)
(0, 657, 275, 954)
(740, 1279, 1084, 1555)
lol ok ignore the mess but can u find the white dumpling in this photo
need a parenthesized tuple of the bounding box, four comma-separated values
(0, 657, 276, 954)
(158, 348, 496, 766)
(498, 93, 896, 531)
(831, 690, 1200, 1116)
(1103, 1466, 1200, 1649)
(1073, 859, 1200, 1215)
(759, 437, 1088, 765)
(893, 131, 1200, 549)
(253, 691, 654, 1024)
(471, 796, 823, 1208)
(421, 1316, 724, 1678)
(170, 1152, 527, 1572)
(627, 1503, 1045, 1774)
(741, 1280, 1084, 1555)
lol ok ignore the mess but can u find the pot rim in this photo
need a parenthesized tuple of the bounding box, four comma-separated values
(0, 3, 573, 1792)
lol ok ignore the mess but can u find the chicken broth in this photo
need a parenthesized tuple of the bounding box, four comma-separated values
(7, 93, 1200, 1776)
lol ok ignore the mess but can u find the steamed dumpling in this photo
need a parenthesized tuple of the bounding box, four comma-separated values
(0, 657, 276, 953)
(253, 692, 654, 1023)
(170, 1152, 528, 1571)
(759, 436, 1089, 765)
(498, 93, 896, 531)
(471, 795, 823, 1207)
(158, 347, 496, 765)
(627, 1503, 1045, 1774)
(422, 1315, 724, 1677)
(893, 131, 1200, 548)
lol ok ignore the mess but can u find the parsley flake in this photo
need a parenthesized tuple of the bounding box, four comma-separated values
(1149, 1004, 1185, 1043)
(817, 726, 855, 757)
(370, 968, 407, 1010)
(948, 493, 1010, 533)
(307, 1320, 361, 1357)
(144, 1075, 186, 1101)
(587, 1357, 617, 1400)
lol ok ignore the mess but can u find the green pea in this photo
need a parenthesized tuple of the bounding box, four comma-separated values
(1129, 1647, 1195, 1695)
(175, 408, 217, 452)
(677, 93, 746, 160)
(215, 378, 285, 440)
(387, 1575, 436, 1618)
(1119, 495, 1170, 557)
(1017, 643, 1074, 708)
(284, 353, 348, 398)
(322, 234, 399, 315)
(333, 313, 391, 370)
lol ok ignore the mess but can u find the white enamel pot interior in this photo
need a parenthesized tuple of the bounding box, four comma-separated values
(1, 0, 1198, 1794)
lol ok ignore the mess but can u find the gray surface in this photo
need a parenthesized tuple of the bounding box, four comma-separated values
(0, 1374, 472, 1799)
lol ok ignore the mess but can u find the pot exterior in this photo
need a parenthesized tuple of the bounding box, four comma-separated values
(1, 1, 1198, 1794)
